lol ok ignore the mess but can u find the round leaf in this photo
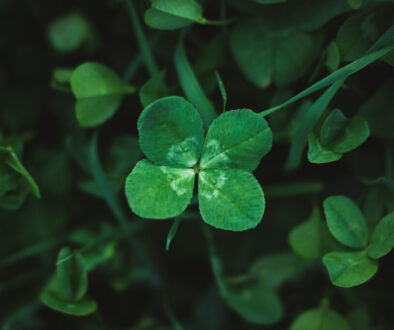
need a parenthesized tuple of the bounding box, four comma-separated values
(48, 12, 94, 54)
(138, 96, 204, 168)
(225, 282, 282, 325)
(40, 290, 97, 316)
(288, 211, 335, 259)
(70, 62, 134, 127)
(125, 159, 195, 219)
(230, 20, 320, 87)
(144, 0, 204, 31)
(200, 109, 272, 172)
(322, 250, 378, 287)
(323, 195, 369, 248)
(368, 212, 394, 259)
(198, 169, 264, 231)
(290, 306, 351, 330)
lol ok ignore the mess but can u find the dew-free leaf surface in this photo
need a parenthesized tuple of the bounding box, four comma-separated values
(323, 195, 369, 248)
(200, 110, 272, 172)
(138, 96, 204, 168)
(322, 250, 377, 287)
(198, 169, 264, 231)
(125, 160, 195, 219)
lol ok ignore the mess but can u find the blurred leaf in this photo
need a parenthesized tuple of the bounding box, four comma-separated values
(322, 250, 378, 287)
(323, 195, 369, 248)
(105, 135, 142, 175)
(224, 282, 282, 324)
(290, 305, 351, 330)
(230, 20, 321, 87)
(48, 12, 95, 54)
(325, 41, 341, 72)
(368, 212, 394, 258)
(56, 247, 87, 301)
(252, 0, 286, 3)
(289, 210, 336, 258)
(139, 70, 167, 107)
(0, 146, 40, 198)
(166, 215, 182, 251)
(51, 68, 73, 92)
(70, 62, 135, 127)
(360, 79, 394, 139)
(249, 251, 305, 288)
(144, 0, 205, 30)
(214, 71, 227, 112)
(336, 6, 394, 62)
(40, 290, 97, 316)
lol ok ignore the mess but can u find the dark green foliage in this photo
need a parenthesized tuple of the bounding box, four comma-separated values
(1, 0, 394, 328)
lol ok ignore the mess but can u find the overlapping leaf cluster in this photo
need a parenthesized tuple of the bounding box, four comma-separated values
(1, 0, 394, 328)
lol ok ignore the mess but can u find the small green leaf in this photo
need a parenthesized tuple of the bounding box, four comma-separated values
(215, 71, 227, 112)
(166, 215, 182, 251)
(307, 133, 342, 164)
(51, 68, 73, 92)
(138, 96, 204, 168)
(198, 169, 264, 231)
(290, 306, 351, 330)
(70, 62, 135, 127)
(320, 109, 348, 146)
(144, 0, 205, 30)
(249, 252, 304, 288)
(56, 247, 87, 301)
(224, 282, 282, 324)
(285, 80, 344, 171)
(200, 110, 272, 172)
(48, 12, 94, 54)
(139, 70, 167, 107)
(368, 212, 394, 259)
(40, 290, 97, 316)
(322, 250, 378, 287)
(125, 160, 195, 219)
(325, 41, 340, 72)
(289, 209, 336, 259)
(230, 20, 321, 87)
(0, 146, 40, 198)
(320, 109, 370, 153)
(323, 195, 369, 248)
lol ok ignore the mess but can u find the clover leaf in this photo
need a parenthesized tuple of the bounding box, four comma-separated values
(125, 96, 272, 231)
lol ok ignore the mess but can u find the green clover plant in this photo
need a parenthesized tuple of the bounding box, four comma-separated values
(125, 96, 273, 231)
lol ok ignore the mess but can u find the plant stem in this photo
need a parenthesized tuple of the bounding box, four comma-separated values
(126, 0, 159, 77)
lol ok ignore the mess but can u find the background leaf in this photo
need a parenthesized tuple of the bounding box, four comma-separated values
(290, 306, 351, 330)
(70, 62, 134, 127)
(322, 250, 378, 287)
(323, 195, 369, 248)
(368, 212, 394, 258)
(230, 20, 321, 87)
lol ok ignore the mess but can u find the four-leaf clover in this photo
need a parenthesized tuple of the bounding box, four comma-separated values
(125, 96, 273, 231)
